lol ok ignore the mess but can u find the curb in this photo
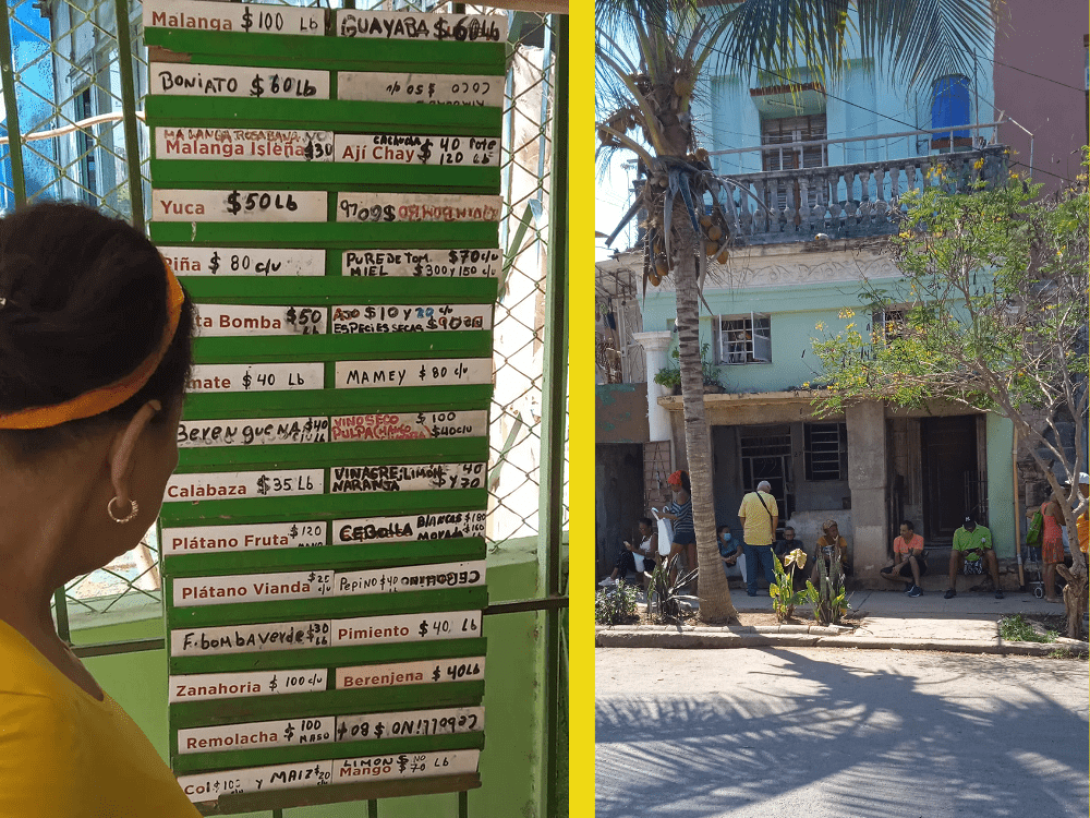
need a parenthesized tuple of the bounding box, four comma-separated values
(594, 626, 1090, 657)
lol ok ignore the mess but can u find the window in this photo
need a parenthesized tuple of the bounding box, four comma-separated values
(717, 313, 771, 365)
(805, 422, 848, 481)
(74, 87, 96, 203)
(871, 307, 907, 343)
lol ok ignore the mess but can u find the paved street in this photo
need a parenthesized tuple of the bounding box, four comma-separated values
(596, 647, 1089, 818)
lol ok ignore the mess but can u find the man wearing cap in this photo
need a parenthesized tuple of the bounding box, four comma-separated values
(946, 515, 1003, 599)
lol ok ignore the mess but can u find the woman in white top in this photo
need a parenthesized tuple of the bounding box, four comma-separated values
(599, 517, 658, 588)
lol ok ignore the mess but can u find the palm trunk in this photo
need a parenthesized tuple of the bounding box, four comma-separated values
(672, 201, 737, 623)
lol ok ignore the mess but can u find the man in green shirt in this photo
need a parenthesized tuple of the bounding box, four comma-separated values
(945, 515, 1003, 599)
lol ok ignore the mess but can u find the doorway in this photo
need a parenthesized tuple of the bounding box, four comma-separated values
(921, 416, 982, 544)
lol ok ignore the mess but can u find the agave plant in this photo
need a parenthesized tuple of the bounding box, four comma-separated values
(646, 555, 698, 624)
(804, 545, 849, 626)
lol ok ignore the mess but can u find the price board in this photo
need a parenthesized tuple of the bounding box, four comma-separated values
(145, 1, 503, 810)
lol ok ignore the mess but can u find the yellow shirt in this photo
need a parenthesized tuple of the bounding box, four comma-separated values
(738, 491, 778, 545)
(0, 620, 200, 818)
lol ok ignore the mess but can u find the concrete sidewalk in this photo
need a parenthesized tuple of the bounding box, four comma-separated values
(595, 586, 1089, 656)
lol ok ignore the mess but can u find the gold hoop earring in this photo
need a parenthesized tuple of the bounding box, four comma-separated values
(108, 497, 139, 525)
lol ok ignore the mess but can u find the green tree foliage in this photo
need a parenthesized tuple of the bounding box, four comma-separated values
(813, 166, 1089, 573)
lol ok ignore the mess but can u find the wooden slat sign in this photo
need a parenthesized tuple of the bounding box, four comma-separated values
(195, 304, 328, 336)
(329, 463, 485, 493)
(334, 134, 499, 167)
(165, 469, 323, 503)
(336, 192, 501, 223)
(335, 11, 506, 42)
(334, 510, 487, 544)
(144, 0, 326, 36)
(177, 706, 482, 755)
(169, 668, 328, 703)
(174, 570, 334, 606)
(178, 416, 330, 448)
(161, 247, 325, 277)
(334, 358, 491, 389)
(330, 410, 487, 442)
(342, 248, 500, 278)
(150, 2, 499, 805)
(337, 73, 504, 108)
(153, 189, 327, 223)
(149, 63, 330, 99)
(156, 128, 334, 162)
(188, 363, 324, 393)
(331, 304, 490, 334)
(163, 521, 328, 555)
(335, 656, 485, 690)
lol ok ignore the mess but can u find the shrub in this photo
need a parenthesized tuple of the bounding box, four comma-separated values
(595, 583, 640, 625)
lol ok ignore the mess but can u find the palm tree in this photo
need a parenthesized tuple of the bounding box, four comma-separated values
(596, 0, 1000, 622)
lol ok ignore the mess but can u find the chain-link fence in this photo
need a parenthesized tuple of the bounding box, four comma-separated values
(0, 0, 567, 620)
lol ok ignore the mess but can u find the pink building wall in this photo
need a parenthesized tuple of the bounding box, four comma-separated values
(993, 1, 1088, 194)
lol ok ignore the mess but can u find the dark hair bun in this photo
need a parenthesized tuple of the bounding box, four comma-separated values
(0, 202, 193, 431)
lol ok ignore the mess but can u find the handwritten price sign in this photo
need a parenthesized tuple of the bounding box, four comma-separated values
(194, 305, 327, 336)
(330, 410, 487, 442)
(336, 192, 501, 223)
(329, 462, 485, 493)
(333, 510, 487, 545)
(155, 128, 333, 162)
(178, 416, 330, 448)
(333, 749, 480, 783)
(168, 668, 328, 703)
(152, 189, 326, 222)
(164, 469, 323, 503)
(335, 657, 485, 690)
(178, 760, 332, 802)
(144, 0, 325, 35)
(336, 11, 505, 41)
(174, 570, 334, 607)
(335, 358, 491, 389)
(330, 304, 490, 334)
(334, 133, 499, 166)
(162, 521, 328, 555)
(331, 610, 481, 647)
(172, 619, 333, 657)
(149, 63, 329, 99)
(338, 73, 503, 108)
(342, 248, 500, 278)
(187, 363, 324, 393)
(334, 707, 483, 744)
(160, 247, 323, 277)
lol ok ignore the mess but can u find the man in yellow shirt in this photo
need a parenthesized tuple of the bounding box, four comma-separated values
(738, 480, 779, 597)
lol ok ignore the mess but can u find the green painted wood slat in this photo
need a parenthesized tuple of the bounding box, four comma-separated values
(176, 437, 487, 471)
(149, 221, 499, 248)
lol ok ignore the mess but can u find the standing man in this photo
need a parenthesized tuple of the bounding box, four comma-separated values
(945, 515, 1004, 600)
(738, 480, 778, 597)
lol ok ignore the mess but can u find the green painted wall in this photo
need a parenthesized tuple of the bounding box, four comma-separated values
(986, 413, 1017, 557)
(640, 281, 861, 392)
(77, 541, 556, 818)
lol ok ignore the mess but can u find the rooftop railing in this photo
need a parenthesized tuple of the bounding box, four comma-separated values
(707, 123, 1011, 245)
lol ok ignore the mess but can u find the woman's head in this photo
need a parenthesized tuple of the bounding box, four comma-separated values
(0, 202, 194, 456)
(667, 469, 690, 494)
(822, 519, 839, 537)
(638, 517, 653, 536)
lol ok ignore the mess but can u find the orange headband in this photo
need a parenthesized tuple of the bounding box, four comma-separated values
(0, 259, 185, 430)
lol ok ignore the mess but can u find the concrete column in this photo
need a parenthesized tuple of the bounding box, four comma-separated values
(633, 331, 673, 443)
(846, 402, 889, 586)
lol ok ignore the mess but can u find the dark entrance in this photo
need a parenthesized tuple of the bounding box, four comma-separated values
(595, 443, 645, 580)
(921, 416, 981, 544)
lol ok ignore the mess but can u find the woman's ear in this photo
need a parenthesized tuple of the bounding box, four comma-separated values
(108, 400, 162, 504)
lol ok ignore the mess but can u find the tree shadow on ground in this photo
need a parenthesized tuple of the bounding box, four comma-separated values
(595, 648, 1088, 818)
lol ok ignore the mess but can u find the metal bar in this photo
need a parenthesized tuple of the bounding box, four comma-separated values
(113, 0, 147, 229)
(368, 799, 378, 818)
(485, 596, 568, 616)
(71, 637, 163, 658)
(536, 14, 567, 818)
(53, 589, 71, 644)
(0, 2, 27, 205)
(458, 790, 468, 818)
(705, 121, 1010, 157)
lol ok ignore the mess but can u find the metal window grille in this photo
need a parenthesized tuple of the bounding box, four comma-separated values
(717, 312, 771, 365)
(805, 422, 848, 482)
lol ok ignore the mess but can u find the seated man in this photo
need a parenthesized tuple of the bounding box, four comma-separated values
(773, 526, 798, 560)
(880, 520, 927, 597)
(810, 519, 849, 586)
(718, 525, 740, 576)
(946, 515, 1003, 599)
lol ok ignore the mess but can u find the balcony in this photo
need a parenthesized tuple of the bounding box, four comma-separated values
(712, 125, 1010, 246)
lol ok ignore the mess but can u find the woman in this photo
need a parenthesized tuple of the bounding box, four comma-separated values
(598, 517, 657, 589)
(811, 519, 849, 586)
(0, 203, 199, 815)
(1042, 494, 1066, 603)
(660, 470, 695, 588)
